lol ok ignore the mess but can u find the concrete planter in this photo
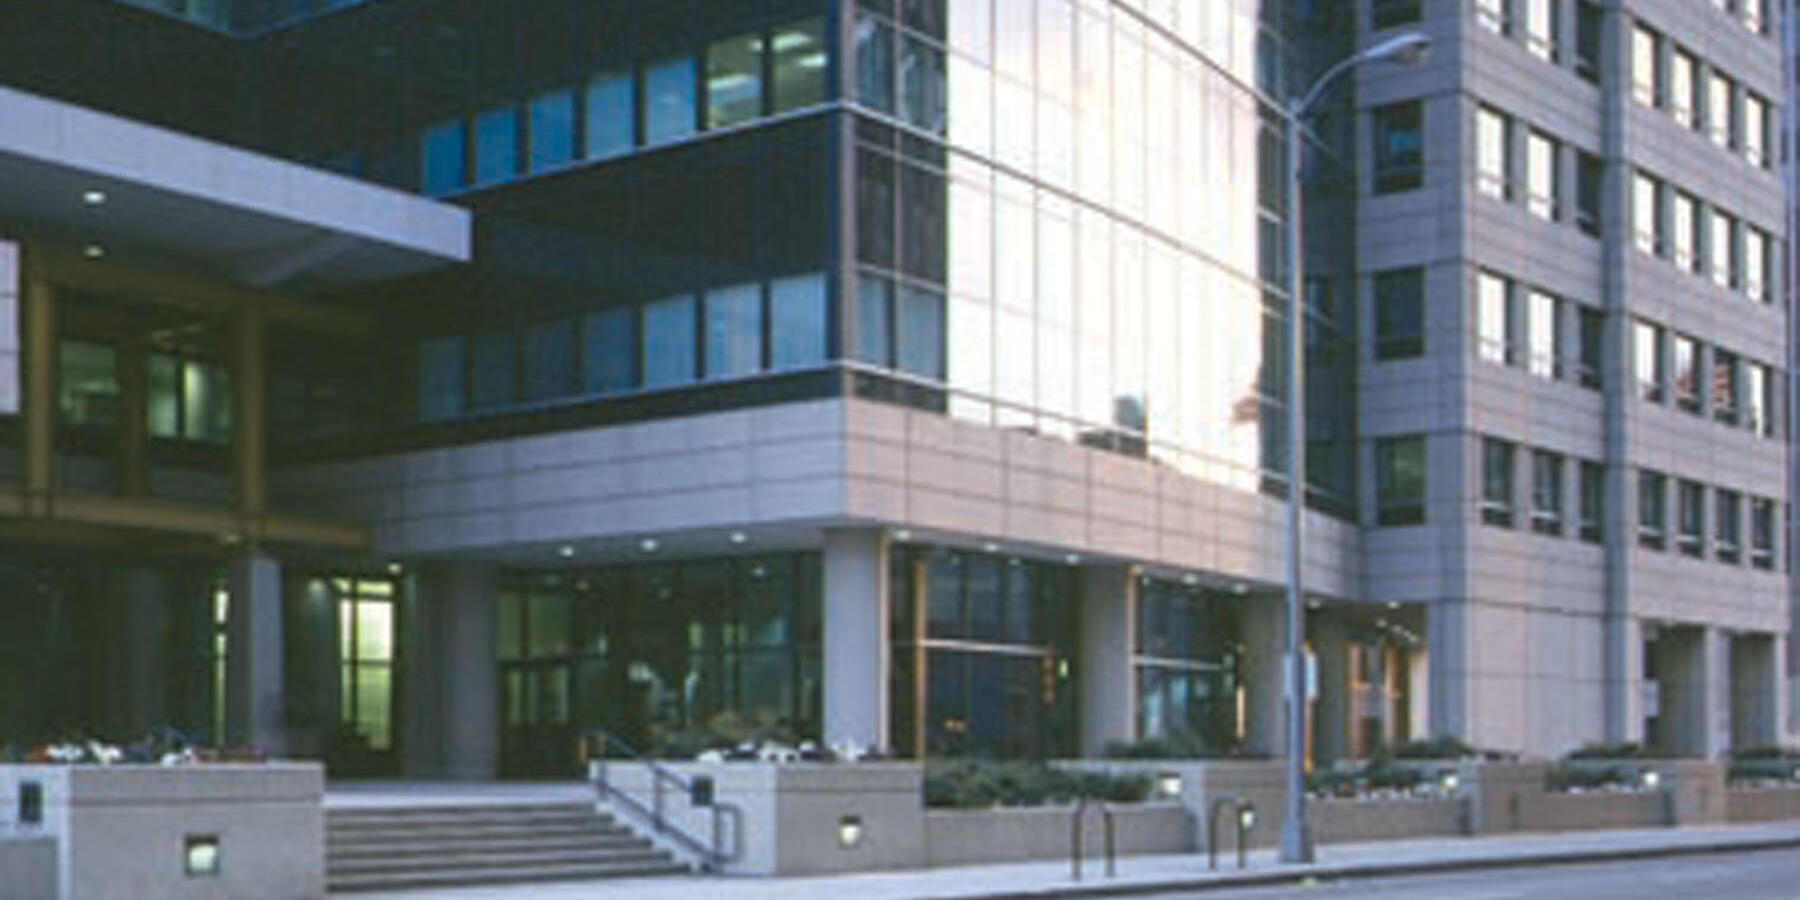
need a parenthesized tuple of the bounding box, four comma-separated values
(1311, 796, 1465, 844)
(1727, 785, 1800, 823)
(0, 837, 54, 900)
(0, 763, 324, 900)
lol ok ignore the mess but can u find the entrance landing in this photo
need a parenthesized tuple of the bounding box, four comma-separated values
(324, 781, 595, 809)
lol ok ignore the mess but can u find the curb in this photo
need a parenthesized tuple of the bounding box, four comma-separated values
(924, 834, 1800, 900)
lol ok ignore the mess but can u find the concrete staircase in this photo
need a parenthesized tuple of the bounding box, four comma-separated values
(326, 801, 688, 893)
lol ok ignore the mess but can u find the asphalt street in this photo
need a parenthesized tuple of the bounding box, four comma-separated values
(1135, 848, 1800, 900)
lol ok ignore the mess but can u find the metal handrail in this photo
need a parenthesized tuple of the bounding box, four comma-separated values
(582, 729, 743, 871)
(1069, 795, 1116, 882)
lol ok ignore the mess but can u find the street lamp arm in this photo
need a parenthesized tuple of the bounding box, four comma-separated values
(1290, 32, 1432, 119)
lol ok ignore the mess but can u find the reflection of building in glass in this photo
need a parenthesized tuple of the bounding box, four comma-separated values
(0, 0, 1786, 779)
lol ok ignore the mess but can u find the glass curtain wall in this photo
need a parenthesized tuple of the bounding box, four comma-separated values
(496, 554, 821, 776)
(1135, 579, 1244, 752)
(889, 545, 1080, 759)
(848, 0, 1355, 515)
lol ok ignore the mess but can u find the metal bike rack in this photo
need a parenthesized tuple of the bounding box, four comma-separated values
(1208, 795, 1256, 871)
(1069, 795, 1116, 881)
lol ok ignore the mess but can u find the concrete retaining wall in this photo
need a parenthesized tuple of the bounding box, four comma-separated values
(923, 804, 1191, 867)
(0, 837, 56, 900)
(1311, 798, 1465, 844)
(1519, 791, 1666, 831)
(1728, 786, 1800, 822)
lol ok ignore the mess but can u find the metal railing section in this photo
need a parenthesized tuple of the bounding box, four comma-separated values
(582, 729, 743, 872)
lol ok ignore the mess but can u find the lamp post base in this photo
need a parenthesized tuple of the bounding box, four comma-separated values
(1278, 820, 1314, 864)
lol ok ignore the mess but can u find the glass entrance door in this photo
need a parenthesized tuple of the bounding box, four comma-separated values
(335, 578, 396, 775)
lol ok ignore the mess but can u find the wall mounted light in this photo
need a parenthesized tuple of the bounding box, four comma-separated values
(837, 814, 864, 849)
(82, 243, 106, 260)
(184, 835, 221, 877)
(1641, 770, 1661, 790)
(729, 531, 748, 545)
(639, 538, 659, 553)
(558, 545, 575, 559)
(1439, 772, 1461, 794)
(82, 189, 107, 206)
(1156, 771, 1183, 799)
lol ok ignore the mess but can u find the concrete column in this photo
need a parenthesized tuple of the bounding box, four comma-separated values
(225, 551, 285, 755)
(1078, 566, 1136, 756)
(1427, 600, 1470, 742)
(233, 299, 267, 520)
(1703, 628, 1731, 757)
(1730, 633, 1779, 750)
(1655, 625, 1726, 758)
(21, 252, 53, 509)
(822, 528, 889, 752)
(406, 563, 499, 780)
(1311, 611, 1351, 764)
(1240, 597, 1286, 757)
(110, 568, 167, 738)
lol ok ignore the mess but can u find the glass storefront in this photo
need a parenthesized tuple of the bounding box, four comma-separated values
(496, 554, 821, 777)
(889, 546, 1079, 760)
(1135, 579, 1243, 753)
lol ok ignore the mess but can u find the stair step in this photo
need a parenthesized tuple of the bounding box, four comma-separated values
(329, 832, 650, 858)
(327, 858, 690, 893)
(328, 803, 600, 821)
(330, 845, 672, 875)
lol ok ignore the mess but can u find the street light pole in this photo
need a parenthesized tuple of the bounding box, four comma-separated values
(1278, 30, 1430, 867)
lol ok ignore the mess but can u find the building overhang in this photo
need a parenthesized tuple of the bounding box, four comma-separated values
(0, 86, 470, 295)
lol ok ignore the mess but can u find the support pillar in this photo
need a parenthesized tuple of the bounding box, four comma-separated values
(1730, 633, 1780, 751)
(225, 551, 285, 755)
(110, 568, 167, 738)
(21, 251, 53, 509)
(1311, 611, 1351, 764)
(233, 299, 267, 523)
(1241, 597, 1287, 757)
(406, 563, 499, 780)
(1078, 566, 1136, 756)
(822, 528, 889, 752)
(1426, 601, 1470, 742)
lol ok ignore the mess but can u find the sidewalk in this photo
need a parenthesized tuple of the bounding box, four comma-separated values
(331, 821, 1800, 900)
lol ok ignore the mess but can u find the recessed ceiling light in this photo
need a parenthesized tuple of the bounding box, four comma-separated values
(893, 529, 913, 542)
(982, 542, 1000, 554)
(557, 545, 575, 558)
(386, 561, 402, 576)
(729, 531, 748, 545)
(82, 244, 105, 259)
(1181, 573, 1199, 586)
(82, 189, 107, 206)
(1386, 601, 1400, 609)
(1064, 553, 1082, 565)
(1232, 583, 1249, 595)
(639, 538, 659, 553)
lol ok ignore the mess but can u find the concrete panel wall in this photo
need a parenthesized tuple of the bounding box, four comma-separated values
(0, 837, 55, 900)
(1310, 798, 1465, 845)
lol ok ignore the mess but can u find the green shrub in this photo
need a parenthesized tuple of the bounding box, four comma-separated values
(1390, 736, 1478, 760)
(922, 760, 1150, 809)
(1566, 742, 1644, 760)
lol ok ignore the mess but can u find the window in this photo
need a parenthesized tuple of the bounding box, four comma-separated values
(421, 119, 467, 196)
(1478, 271, 1516, 366)
(1579, 460, 1604, 543)
(1716, 489, 1742, 563)
(1372, 0, 1422, 28)
(582, 307, 637, 394)
(1710, 210, 1737, 289)
(1676, 480, 1704, 557)
(1477, 0, 1510, 34)
(645, 56, 699, 146)
(1477, 107, 1510, 200)
(1751, 498, 1776, 568)
(642, 294, 698, 387)
(896, 285, 946, 379)
(1372, 101, 1423, 193)
(856, 274, 893, 366)
(1708, 71, 1735, 149)
(472, 105, 519, 187)
(1576, 306, 1603, 389)
(771, 17, 829, 113)
(1532, 450, 1564, 535)
(1573, 1, 1602, 82)
(417, 336, 464, 421)
(1634, 320, 1665, 402)
(1374, 267, 1425, 359)
(58, 339, 119, 428)
(1746, 362, 1772, 436)
(1743, 226, 1768, 301)
(704, 283, 764, 379)
(469, 332, 516, 410)
(1668, 49, 1696, 129)
(1638, 469, 1667, 549)
(585, 71, 636, 159)
(1743, 0, 1765, 32)
(1574, 151, 1603, 236)
(1375, 435, 1427, 525)
(1525, 289, 1560, 379)
(1631, 25, 1660, 107)
(1526, 130, 1559, 220)
(528, 90, 575, 173)
(769, 273, 828, 370)
(856, 13, 896, 114)
(1711, 348, 1739, 423)
(1482, 438, 1516, 527)
(707, 33, 765, 129)
(1743, 92, 1768, 167)
(1526, 0, 1558, 61)
(1671, 191, 1697, 272)
(1672, 333, 1699, 413)
(150, 354, 231, 444)
(901, 34, 947, 135)
(1632, 172, 1662, 256)
(522, 319, 576, 402)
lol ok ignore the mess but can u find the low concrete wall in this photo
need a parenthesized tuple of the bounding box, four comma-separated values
(923, 804, 1191, 868)
(1519, 791, 1665, 832)
(1727, 786, 1800, 823)
(1311, 798, 1465, 844)
(0, 764, 324, 900)
(0, 837, 56, 900)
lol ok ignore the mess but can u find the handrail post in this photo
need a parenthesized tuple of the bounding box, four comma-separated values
(1103, 805, 1115, 878)
(1070, 796, 1085, 881)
